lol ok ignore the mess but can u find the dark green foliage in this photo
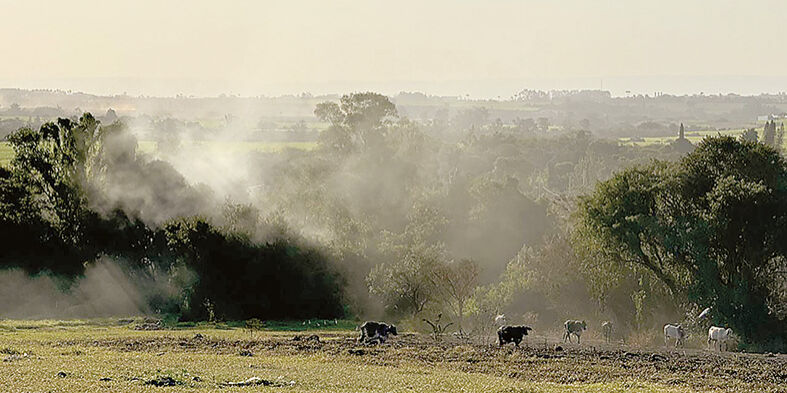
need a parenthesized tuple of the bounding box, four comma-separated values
(0, 116, 346, 321)
(163, 217, 344, 321)
(577, 136, 787, 351)
(0, 116, 100, 275)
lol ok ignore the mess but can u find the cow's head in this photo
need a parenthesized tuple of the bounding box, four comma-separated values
(523, 326, 533, 335)
(388, 325, 398, 335)
(580, 320, 587, 330)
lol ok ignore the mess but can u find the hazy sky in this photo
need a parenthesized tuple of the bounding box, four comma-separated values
(2, 0, 787, 97)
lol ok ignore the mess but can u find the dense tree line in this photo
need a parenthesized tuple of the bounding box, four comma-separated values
(247, 93, 696, 331)
(3, 92, 784, 351)
(0, 114, 344, 321)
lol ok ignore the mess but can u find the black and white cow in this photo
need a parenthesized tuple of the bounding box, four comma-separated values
(358, 321, 398, 344)
(497, 325, 533, 347)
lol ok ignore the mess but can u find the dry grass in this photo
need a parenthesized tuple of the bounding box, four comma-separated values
(0, 320, 784, 392)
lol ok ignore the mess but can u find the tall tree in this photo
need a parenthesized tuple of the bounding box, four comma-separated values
(314, 92, 398, 152)
(576, 136, 787, 351)
(763, 120, 776, 147)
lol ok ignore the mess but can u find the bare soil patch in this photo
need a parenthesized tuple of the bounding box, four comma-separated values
(69, 332, 787, 392)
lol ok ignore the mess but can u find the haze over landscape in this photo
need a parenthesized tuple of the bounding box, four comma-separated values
(1, 1, 786, 392)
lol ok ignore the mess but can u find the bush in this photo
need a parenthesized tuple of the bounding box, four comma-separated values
(164, 217, 345, 321)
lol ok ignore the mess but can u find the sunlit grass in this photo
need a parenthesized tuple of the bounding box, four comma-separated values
(0, 141, 12, 167)
(0, 321, 697, 393)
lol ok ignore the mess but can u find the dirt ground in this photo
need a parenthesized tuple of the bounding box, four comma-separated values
(67, 331, 786, 392)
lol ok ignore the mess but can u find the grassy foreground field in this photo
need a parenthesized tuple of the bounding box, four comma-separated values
(0, 319, 784, 392)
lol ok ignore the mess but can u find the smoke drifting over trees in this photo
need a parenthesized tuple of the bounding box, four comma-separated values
(0, 91, 784, 351)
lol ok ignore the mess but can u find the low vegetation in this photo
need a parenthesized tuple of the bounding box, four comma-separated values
(0, 320, 784, 393)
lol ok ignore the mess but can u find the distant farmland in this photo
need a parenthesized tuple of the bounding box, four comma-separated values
(0, 142, 12, 167)
(0, 140, 317, 167)
(618, 129, 747, 146)
(619, 128, 787, 151)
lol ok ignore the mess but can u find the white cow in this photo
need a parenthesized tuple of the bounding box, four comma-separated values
(708, 326, 733, 351)
(663, 324, 687, 348)
(494, 314, 507, 327)
(601, 321, 614, 343)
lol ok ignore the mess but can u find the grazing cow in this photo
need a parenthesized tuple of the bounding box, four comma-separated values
(358, 321, 398, 344)
(494, 314, 507, 327)
(601, 321, 614, 343)
(563, 320, 587, 344)
(708, 326, 733, 351)
(497, 325, 533, 347)
(663, 324, 687, 348)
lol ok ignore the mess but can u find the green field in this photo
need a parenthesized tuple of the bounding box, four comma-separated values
(619, 128, 787, 151)
(0, 141, 12, 167)
(0, 140, 317, 167)
(158, 140, 318, 154)
(0, 319, 783, 392)
(619, 129, 748, 147)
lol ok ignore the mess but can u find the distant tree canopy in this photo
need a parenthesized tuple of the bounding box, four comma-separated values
(740, 128, 758, 143)
(762, 120, 785, 153)
(576, 136, 787, 350)
(315, 92, 398, 152)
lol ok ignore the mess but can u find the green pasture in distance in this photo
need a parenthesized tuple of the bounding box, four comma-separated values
(619, 129, 750, 147)
(0, 141, 13, 167)
(0, 140, 318, 167)
(138, 140, 317, 155)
